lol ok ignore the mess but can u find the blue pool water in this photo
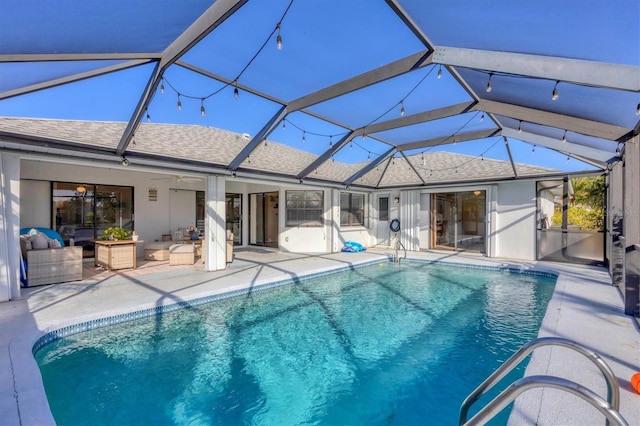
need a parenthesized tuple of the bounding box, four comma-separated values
(35, 262, 556, 425)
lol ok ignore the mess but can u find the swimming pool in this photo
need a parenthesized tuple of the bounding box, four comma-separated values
(35, 261, 556, 425)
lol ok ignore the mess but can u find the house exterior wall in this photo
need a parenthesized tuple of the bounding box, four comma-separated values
(19, 160, 204, 257)
(494, 180, 537, 260)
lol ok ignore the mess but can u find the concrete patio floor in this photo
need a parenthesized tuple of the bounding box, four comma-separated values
(1, 248, 638, 425)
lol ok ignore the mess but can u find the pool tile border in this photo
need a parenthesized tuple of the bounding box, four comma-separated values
(32, 259, 558, 355)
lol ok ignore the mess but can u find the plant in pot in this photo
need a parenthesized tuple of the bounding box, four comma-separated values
(102, 227, 131, 241)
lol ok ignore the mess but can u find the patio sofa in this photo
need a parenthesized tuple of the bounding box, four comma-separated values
(19, 228, 83, 287)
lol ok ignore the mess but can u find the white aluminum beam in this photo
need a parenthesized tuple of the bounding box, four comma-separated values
(363, 102, 475, 134)
(398, 128, 499, 152)
(502, 128, 611, 165)
(477, 99, 629, 141)
(432, 45, 640, 92)
(287, 50, 431, 112)
(0, 53, 161, 62)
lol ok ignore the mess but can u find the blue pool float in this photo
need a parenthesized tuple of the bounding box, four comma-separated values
(341, 241, 366, 253)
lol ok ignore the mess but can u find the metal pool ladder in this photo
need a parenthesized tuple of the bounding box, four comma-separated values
(458, 337, 628, 426)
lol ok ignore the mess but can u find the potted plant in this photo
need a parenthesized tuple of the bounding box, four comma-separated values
(102, 227, 131, 241)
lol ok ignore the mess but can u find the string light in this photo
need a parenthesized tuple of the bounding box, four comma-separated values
(160, 78, 165, 94)
(421, 152, 425, 165)
(367, 151, 371, 160)
(552, 80, 559, 101)
(177, 94, 182, 111)
(200, 99, 205, 117)
(636, 102, 640, 116)
(518, 120, 522, 133)
(562, 130, 567, 143)
(566, 155, 570, 162)
(532, 144, 536, 154)
(276, 23, 283, 50)
(350, 141, 353, 149)
(146, 109, 151, 122)
(437, 65, 442, 79)
(481, 154, 484, 161)
(331, 154, 335, 162)
(486, 72, 493, 93)
(302, 130, 306, 143)
(233, 82, 239, 100)
(480, 112, 484, 122)
(400, 100, 405, 117)
(329, 135, 333, 147)
(282, 120, 286, 130)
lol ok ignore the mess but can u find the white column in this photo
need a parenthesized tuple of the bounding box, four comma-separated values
(0, 153, 21, 301)
(399, 190, 420, 251)
(204, 175, 226, 271)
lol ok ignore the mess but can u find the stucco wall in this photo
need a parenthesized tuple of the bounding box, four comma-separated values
(494, 181, 537, 260)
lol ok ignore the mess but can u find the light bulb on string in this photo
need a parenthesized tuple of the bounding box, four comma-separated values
(329, 135, 333, 147)
(566, 155, 570, 162)
(636, 102, 640, 116)
(367, 151, 371, 160)
(518, 120, 522, 133)
(331, 155, 335, 162)
(160, 78, 165, 94)
(276, 23, 283, 50)
(532, 145, 536, 154)
(200, 99, 205, 117)
(481, 154, 484, 161)
(282, 120, 286, 130)
(562, 130, 567, 143)
(552, 81, 559, 101)
(486, 73, 493, 93)
(233, 82, 239, 100)
(302, 131, 306, 143)
(350, 141, 353, 149)
(400, 100, 405, 117)
(146, 110, 151, 122)
(421, 152, 425, 166)
(480, 112, 484, 122)
(437, 65, 442, 79)
(177, 94, 182, 111)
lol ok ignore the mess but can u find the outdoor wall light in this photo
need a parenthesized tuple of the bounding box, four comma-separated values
(121, 156, 129, 166)
(76, 185, 86, 193)
(394, 196, 400, 203)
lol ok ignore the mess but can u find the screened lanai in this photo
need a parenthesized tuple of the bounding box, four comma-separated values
(0, 0, 637, 184)
(0, 0, 639, 313)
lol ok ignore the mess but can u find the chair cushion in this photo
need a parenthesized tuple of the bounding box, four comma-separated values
(169, 244, 194, 254)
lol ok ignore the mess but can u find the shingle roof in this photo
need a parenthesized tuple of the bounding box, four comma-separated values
(0, 117, 557, 188)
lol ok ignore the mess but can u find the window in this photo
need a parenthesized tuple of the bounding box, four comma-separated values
(285, 190, 324, 227)
(340, 192, 365, 226)
(378, 196, 389, 222)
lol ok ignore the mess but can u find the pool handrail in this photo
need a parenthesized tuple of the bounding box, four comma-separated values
(462, 375, 628, 426)
(458, 336, 621, 425)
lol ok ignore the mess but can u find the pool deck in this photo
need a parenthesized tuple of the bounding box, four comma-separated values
(1, 248, 638, 425)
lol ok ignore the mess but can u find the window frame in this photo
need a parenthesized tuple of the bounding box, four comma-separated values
(340, 192, 366, 227)
(285, 190, 324, 227)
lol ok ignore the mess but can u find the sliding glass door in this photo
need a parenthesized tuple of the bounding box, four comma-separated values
(431, 191, 485, 253)
(52, 182, 133, 257)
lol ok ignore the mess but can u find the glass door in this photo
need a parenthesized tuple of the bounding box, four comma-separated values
(225, 193, 242, 245)
(53, 182, 133, 258)
(431, 191, 485, 252)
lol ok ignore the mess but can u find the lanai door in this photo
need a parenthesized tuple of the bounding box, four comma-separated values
(431, 191, 486, 252)
(375, 195, 390, 246)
